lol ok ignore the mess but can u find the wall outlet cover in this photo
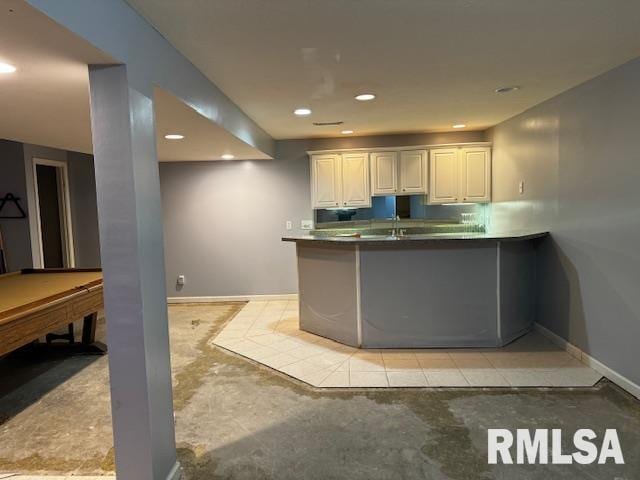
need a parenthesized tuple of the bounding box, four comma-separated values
(285, 220, 293, 230)
(177, 275, 185, 285)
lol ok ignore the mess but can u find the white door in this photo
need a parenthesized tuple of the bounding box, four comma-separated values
(311, 154, 342, 208)
(370, 151, 398, 195)
(399, 150, 427, 194)
(460, 147, 491, 203)
(428, 148, 459, 204)
(341, 152, 371, 207)
(31, 158, 75, 268)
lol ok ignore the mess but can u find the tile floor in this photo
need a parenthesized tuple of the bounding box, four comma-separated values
(213, 300, 603, 388)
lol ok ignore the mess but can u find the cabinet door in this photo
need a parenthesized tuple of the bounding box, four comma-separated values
(311, 154, 342, 208)
(370, 152, 398, 195)
(399, 150, 427, 194)
(341, 152, 371, 207)
(428, 148, 459, 204)
(460, 147, 491, 203)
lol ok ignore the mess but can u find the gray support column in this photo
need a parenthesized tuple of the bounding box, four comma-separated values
(88, 64, 179, 480)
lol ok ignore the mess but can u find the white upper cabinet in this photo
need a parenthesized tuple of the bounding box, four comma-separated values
(310, 143, 490, 208)
(429, 147, 491, 204)
(399, 150, 427, 194)
(460, 147, 491, 203)
(341, 152, 371, 207)
(370, 152, 398, 195)
(311, 153, 342, 208)
(429, 148, 459, 204)
(310, 152, 370, 209)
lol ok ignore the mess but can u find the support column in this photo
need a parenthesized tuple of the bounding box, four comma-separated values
(88, 64, 179, 480)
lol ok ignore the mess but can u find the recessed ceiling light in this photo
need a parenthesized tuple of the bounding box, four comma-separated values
(221, 154, 235, 160)
(452, 124, 466, 129)
(495, 86, 520, 94)
(355, 93, 376, 101)
(341, 130, 354, 135)
(293, 108, 312, 116)
(164, 134, 184, 140)
(0, 62, 16, 74)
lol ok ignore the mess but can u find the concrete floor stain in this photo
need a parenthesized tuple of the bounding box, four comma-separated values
(1, 303, 639, 479)
(172, 302, 245, 411)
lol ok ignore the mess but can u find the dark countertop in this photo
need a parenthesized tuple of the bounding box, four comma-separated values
(282, 230, 549, 244)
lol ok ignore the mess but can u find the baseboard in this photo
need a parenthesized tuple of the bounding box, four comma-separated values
(533, 322, 582, 360)
(166, 460, 182, 480)
(167, 293, 298, 304)
(534, 322, 640, 399)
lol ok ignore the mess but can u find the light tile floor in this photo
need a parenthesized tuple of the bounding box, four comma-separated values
(212, 300, 603, 388)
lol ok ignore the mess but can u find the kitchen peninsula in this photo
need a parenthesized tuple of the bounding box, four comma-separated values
(283, 230, 548, 348)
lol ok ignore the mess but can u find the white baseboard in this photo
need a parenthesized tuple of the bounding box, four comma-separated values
(166, 460, 182, 480)
(167, 293, 298, 304)
(534, 322, 640, 399)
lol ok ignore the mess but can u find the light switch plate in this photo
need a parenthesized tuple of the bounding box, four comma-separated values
(518, 181, 524, 195)
(301, 219, 313, 230)
(285, 220, 293, 230)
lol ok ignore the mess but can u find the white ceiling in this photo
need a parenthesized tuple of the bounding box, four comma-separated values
(0, 0, 268, 161)
(0, 0, 111, 154)
(126, 0, 640, 139)
(155, 88, 271, 161)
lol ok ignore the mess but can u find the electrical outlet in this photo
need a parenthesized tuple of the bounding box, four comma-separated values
(285, 220, 293, 230)
(518, 181, 524, 195)
(177, 275, 185, 285)
(301, 219, 313, 230)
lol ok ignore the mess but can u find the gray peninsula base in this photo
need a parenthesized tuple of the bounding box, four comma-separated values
(287, 234, 547, 348)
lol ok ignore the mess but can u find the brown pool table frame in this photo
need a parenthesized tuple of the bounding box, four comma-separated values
(0, 268, 105, 356)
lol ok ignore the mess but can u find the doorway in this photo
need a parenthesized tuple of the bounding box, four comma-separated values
(32, 158, 75, 268)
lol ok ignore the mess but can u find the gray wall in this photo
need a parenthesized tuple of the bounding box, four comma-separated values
(159, 152, 309, 297)
(0, 140, 31, 271)
(488, 56, 640, 386)
(68, 151, 101, 267)
(160, 131, 485, 297)
(23, 143, 101, 268)
(0, 139, 100, 271)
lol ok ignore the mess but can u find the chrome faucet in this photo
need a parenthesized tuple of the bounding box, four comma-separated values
(389, 215, 401, 237)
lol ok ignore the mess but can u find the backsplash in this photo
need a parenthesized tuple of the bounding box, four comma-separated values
(315, 195, 489, 229)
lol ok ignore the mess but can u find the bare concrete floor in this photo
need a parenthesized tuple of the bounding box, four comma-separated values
(1, 303, 639, 479)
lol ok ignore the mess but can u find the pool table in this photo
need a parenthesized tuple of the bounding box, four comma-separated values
(0, 268, 104, 356)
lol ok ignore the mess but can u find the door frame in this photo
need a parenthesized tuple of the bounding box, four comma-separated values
(30, 158, 75, 268)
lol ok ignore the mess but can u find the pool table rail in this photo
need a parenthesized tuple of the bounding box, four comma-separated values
(0, 268, 104, 356)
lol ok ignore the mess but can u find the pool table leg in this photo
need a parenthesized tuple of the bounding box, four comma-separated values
(77, 312, 107, 354)
(82, 312, 98, 344)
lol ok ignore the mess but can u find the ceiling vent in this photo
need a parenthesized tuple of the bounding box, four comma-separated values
(313, 121, 344, 126)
